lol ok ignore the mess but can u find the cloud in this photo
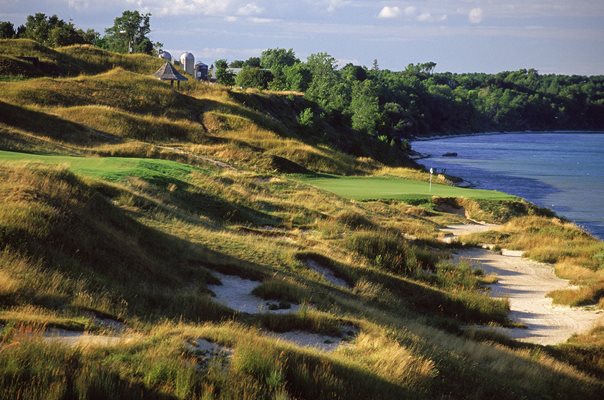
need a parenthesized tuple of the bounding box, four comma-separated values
(469, 8, 484, 24)
(403, 6, 417, 17)
(325, 0, 348, 13)
(224, 16, 238, 22)
(67, 0, 89, 9)
(378, 6, 401, 19)
(123, 0, 232, 16)
(248, 17, 275, 23)
(236, 3, 263, 16)
(416, 12, 447, 22)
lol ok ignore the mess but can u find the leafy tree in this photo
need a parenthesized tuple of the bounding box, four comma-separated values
(305, 52, 350, 114)
(0, 21, 15, 38)
(283, 63, 311, 92)
(245, 57, 261, 68)
(229, 60, 245, 68)
(297, 108, 315, 129)
(260, 48, 299, 90)
(19, 13, 96, 47)
(215, 59, 236, 86)
(235, 66, 272, 89)
(103, 10, 156, 54)
(350, 80, 382, 136)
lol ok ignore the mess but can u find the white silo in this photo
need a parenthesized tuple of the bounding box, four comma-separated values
(158, 50, 172, 63)
(180, 52, 195, 75)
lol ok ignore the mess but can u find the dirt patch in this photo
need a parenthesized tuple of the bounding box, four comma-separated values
(455, 247, 604, 345)
(208, 272, 300, 314)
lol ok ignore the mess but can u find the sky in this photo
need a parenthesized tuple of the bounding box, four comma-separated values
(1, 0, 604, 75)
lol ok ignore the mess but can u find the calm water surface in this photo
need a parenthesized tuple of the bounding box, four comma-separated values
(411, 132, 604, 239)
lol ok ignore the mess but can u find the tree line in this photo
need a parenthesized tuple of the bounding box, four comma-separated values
(216, 50, 603, 146)
(0, 11, 161, 54)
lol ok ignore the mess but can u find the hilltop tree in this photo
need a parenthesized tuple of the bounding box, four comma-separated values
(0, 21, 16, 38)
(260, 48, 299, 90)
(18, 13, 97, 47)
(215, 59, 236, 86)
(305, 52, 350, 115)
(104, 10, 157, 54)
(235, 66, 273, 89)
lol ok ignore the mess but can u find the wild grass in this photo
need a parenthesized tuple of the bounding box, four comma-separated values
(0, 39, 602, 399)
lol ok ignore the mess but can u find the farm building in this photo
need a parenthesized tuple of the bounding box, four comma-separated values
(194, 62, 209, 81)
(180, 52, 195, 75)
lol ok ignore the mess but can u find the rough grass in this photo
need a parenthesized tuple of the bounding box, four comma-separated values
(0, 39, 602, 399)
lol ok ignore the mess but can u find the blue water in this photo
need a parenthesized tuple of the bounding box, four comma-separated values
(411, 132, 604, 239)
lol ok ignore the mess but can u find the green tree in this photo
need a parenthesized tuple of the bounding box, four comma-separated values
(350, 80, 382, 136)
(283, 63, 311, 91)
(297, 108, 315, 129)
(215, 59, 236, 86)
(305, 52, 350, 114)
(260, 48, 299, 90)
(20, 13, 96, 47)
(104, 10, 154, 54)
(235, 66, 272, 89)
(0, 21, 16, 38)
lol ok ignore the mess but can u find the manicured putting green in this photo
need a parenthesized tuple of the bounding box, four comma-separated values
(0, 150, 201, 182)
(297, 174, 514, 202)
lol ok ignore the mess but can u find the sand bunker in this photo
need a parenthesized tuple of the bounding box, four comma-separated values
(455, 247, 604, 345)
(269, 325, 358, 352)
(208, 272, 300, 314)
(305, 259, 350, 289)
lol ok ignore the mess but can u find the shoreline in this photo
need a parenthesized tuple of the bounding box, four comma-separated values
(411, 134, 604, 241)
(410, 130, 604, 142)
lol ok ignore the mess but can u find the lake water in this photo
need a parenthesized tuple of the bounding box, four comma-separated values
(411, 132, 604, 240)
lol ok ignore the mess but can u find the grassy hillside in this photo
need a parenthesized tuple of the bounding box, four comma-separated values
(0, 40, 602, 399)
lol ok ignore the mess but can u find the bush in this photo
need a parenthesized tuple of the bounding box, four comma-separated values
(297, 108, 314, 128)
(345, 230, 426, 275)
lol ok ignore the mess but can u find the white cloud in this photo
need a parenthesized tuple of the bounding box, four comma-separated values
(67, 0, 89, 10)
(225, 16, 238, 22)
(404, 6, 417, 17)
(378, 6, 401, 19)
(123, 0, 232, 17)
(469, 8, 484, 24)
(248, 17, 276, 24)
(325, 0, 348, 13)
(236, 3, 263, 16)
(416, 12, 447, 22)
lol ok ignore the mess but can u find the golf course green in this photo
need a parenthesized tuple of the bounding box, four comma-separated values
(297, 174, 514, 202)
(0, 150, 202, 183)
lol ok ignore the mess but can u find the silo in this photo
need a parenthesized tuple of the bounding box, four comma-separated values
(180, 52, 195, 75)
(158, 50, 172, 63)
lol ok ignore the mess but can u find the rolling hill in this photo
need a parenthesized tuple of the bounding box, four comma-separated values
(0, 40, 603, 400)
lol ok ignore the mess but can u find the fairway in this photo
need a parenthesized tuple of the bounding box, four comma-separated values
(297, 174, 514, 202)
(0, 150, 202, 182)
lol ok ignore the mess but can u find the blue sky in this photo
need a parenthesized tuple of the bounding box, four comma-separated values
(2, 0, 603, 75)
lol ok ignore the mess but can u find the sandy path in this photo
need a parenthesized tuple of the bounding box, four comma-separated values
(454, 247, 604, 345)
(440, 223, 500, 243)
(305, 259, 351, 289)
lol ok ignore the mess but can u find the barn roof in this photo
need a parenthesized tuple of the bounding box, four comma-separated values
(154, 62, 188, 81)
